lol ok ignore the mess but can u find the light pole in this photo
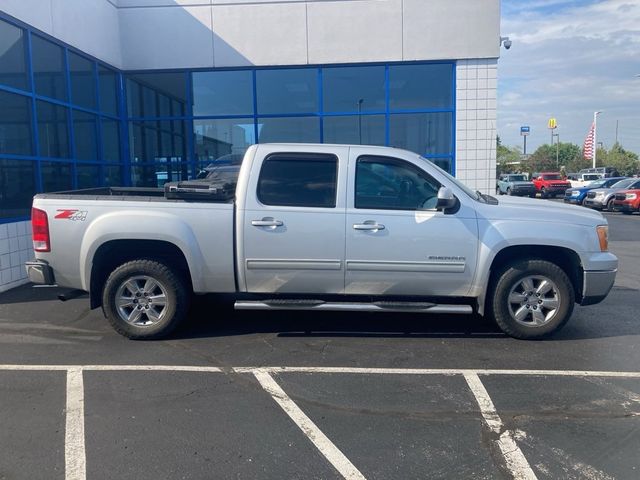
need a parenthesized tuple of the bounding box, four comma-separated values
(593, 111, 601, 168)
(552, 133, 560, 168)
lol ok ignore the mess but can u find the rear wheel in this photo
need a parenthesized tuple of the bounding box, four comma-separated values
(102, 259, 189, 339)
(507, 187, 513, 196)
(606, 198, 615, 211)
(489, 259, 574, 339)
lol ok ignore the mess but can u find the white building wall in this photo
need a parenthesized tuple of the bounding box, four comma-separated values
(0, 0, 122, 67)
(0, 221, 32, 293)
(455, 59, 498, 194)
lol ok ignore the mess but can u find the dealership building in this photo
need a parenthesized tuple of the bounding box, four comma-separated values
(0, 0, 501, 291)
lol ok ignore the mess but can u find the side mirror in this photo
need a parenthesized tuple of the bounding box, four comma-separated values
(436, 187, 458, 212)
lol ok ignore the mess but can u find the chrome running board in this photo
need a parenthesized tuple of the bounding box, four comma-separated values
(234, 300, 473, 314)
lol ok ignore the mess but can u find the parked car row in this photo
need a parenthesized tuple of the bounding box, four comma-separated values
(564, 177, 640, 214)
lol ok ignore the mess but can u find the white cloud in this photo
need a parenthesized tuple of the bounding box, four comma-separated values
(498, 0, 640, 154)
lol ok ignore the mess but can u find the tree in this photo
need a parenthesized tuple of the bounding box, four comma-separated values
(496, 136, 522, 175)
(521, 142, 582, 174)
(599, 143, 640, 176)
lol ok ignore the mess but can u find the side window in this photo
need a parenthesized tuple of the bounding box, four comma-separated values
(355, 155, 441, 210)
(257, 153, 338, 208)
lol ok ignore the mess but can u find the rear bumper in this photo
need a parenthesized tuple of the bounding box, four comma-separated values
(581, 269, 616, 306)
(25, 259, 56, 285)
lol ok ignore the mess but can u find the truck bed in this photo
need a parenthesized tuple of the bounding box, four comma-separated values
(33, 187, 234, 203)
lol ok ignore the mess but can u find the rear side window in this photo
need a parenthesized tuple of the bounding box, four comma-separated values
(257, 153, 338, 208)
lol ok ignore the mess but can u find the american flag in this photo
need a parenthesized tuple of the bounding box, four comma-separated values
(583, 122, 595, 160)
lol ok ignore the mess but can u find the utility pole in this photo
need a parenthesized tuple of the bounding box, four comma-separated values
(615, 120, 618, 144)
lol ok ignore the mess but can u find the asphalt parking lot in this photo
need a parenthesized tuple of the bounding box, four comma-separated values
(0, 209, 639, 480)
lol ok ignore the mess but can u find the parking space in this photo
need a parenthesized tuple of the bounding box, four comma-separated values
(0, 210, 639, 479)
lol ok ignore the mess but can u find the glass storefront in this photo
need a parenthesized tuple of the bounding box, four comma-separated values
(0, 14, 455, 221)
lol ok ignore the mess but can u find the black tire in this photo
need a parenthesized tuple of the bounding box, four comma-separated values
(622, 210, 632, 215)
(507, 187, 513, 196)
(540, 187, 547, 199)
(102, 259, 190, 339)
(606, 198, 615, 212)
(488, 259, 575, 339)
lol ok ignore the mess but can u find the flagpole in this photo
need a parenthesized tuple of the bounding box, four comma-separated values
(593, 111, 601, 168)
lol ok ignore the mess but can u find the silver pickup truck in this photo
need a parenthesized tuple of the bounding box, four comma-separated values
(26, 144, 617, 340)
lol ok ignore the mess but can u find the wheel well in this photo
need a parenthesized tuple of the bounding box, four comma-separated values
(90, 240, 191, 309)
(487, 245, 584, 306)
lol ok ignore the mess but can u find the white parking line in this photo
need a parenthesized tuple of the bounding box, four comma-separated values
(65, 368, 86, 480)
(253, 370, 366, 480)
(464, 373, 537, 480)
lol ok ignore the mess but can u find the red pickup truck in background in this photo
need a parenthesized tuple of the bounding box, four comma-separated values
(613, 189, 640, 214)
(532, 172, 572, 198)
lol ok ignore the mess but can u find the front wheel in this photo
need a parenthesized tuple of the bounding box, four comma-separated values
(489, 259, 574, 339)
(102, 259, 190, 339)
(506, 187, 513, 196)
(540, 187, 547, 199)
(606, 198, 615, 212)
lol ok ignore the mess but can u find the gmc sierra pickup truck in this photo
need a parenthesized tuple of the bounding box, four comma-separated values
(26, 144, 617, 340)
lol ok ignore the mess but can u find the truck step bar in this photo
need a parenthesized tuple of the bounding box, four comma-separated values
(234, 300, 473, 314)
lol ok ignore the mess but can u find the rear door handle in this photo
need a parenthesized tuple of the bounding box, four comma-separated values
(353, 221, 385, 231)
(251, 218, 283, 227)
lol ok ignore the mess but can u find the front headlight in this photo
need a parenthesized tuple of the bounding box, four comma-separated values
(594, 192, 605, 198)
(571, 191, 580, 196)
(626, 193, 637, 200)
(596, 225, 609, 252)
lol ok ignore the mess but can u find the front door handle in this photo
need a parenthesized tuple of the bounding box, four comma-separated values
(252, 217, 284, 227)
(353, 221, 385, 231)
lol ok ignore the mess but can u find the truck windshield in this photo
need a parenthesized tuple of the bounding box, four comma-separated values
(543, 174, 562, 180)
(509, 175, 527, 181)
(418, 156, 481, 202)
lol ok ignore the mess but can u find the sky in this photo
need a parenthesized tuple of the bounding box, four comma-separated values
(498, 0, 640, 154)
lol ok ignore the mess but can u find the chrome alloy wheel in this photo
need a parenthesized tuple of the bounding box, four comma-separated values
(507, 275, 561, 327)
(115, 275, 169, 326)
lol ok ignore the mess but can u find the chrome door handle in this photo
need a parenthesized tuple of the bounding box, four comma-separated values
(353, 221, 385, 231)
(251, 218, 283, 227)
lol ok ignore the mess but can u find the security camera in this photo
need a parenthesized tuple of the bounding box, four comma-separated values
(504, 39, 512, 49)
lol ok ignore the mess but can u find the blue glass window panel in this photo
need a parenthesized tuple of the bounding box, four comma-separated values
(41, 161, 72, 192)
(192, 70, 254, 116)
(389, 64, 453, 110)
(105, 165, 123, 186)
(257, 117, 320, 144)
(0, 90, 32, 156)
(131, 163, 189, 187)
(77, 164, 102, 188)
(102, 119, 121, 162)
(322, 66, 385, 113)
(194, 118, 255, 165)
(0, 20, 28, 91)
(256, 69, 318, 114)
(73, 111, 98, 161)
(37, 101, 70, 158)
(69, 51, 96, 110)
(126, 73, 186, 118)
(0, 159, 35, 219)
(31, 35, 67, 101)
(323, 115, 385, 146)
(389, 112, 452, 155)
(98, 66, 118, 116)
(429, 157, 452, 174)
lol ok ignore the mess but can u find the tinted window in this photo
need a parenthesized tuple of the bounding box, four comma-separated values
(41, 161, 72, 192)
(192, 70, 253, 116)
(612, 179, 635, 189)
(69, 51, 96, 110)
(77, 164, 102, 188)
(389, 112, 452, 155)
(0, 20, 28, 90)
(542, 174, 562, 180)
(323, 115, 385, 146)
(126, 73, 187, 118)
(355, 155, 441, 210)
(194, 118, 255, 164)
(256, 68, 317, 114)
(0, 159, 35, 219)
(322, 66, 385, 113)
(32, 35, 67, 100)
(258, 154, 337, 208)
(99, 66, 119, 116)
(37, 101, 69, 158)
(389, 64, 452, 110)
(257, 117, 320, 143)
(102, 119, 121, 162)
(0, 90, 32, 155)
(73, 111, 98, 161)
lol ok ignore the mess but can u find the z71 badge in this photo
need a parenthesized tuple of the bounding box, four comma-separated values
(55, 209, 88, 221)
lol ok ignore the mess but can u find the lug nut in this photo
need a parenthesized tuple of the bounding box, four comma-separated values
(133, 299, 138, 304)
(538, 300, 542, 304)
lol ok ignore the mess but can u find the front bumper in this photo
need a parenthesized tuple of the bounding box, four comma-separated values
(25, 259, 56, 285)
(511, 188, 537, 196)
(581, 269, 617, 306)
(583, 198, 605, 209)
(613, 203, 636, 212)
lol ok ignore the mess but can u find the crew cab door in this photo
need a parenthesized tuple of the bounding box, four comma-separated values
(238, 146, 347, 294)
(344, 150, 478, 296)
